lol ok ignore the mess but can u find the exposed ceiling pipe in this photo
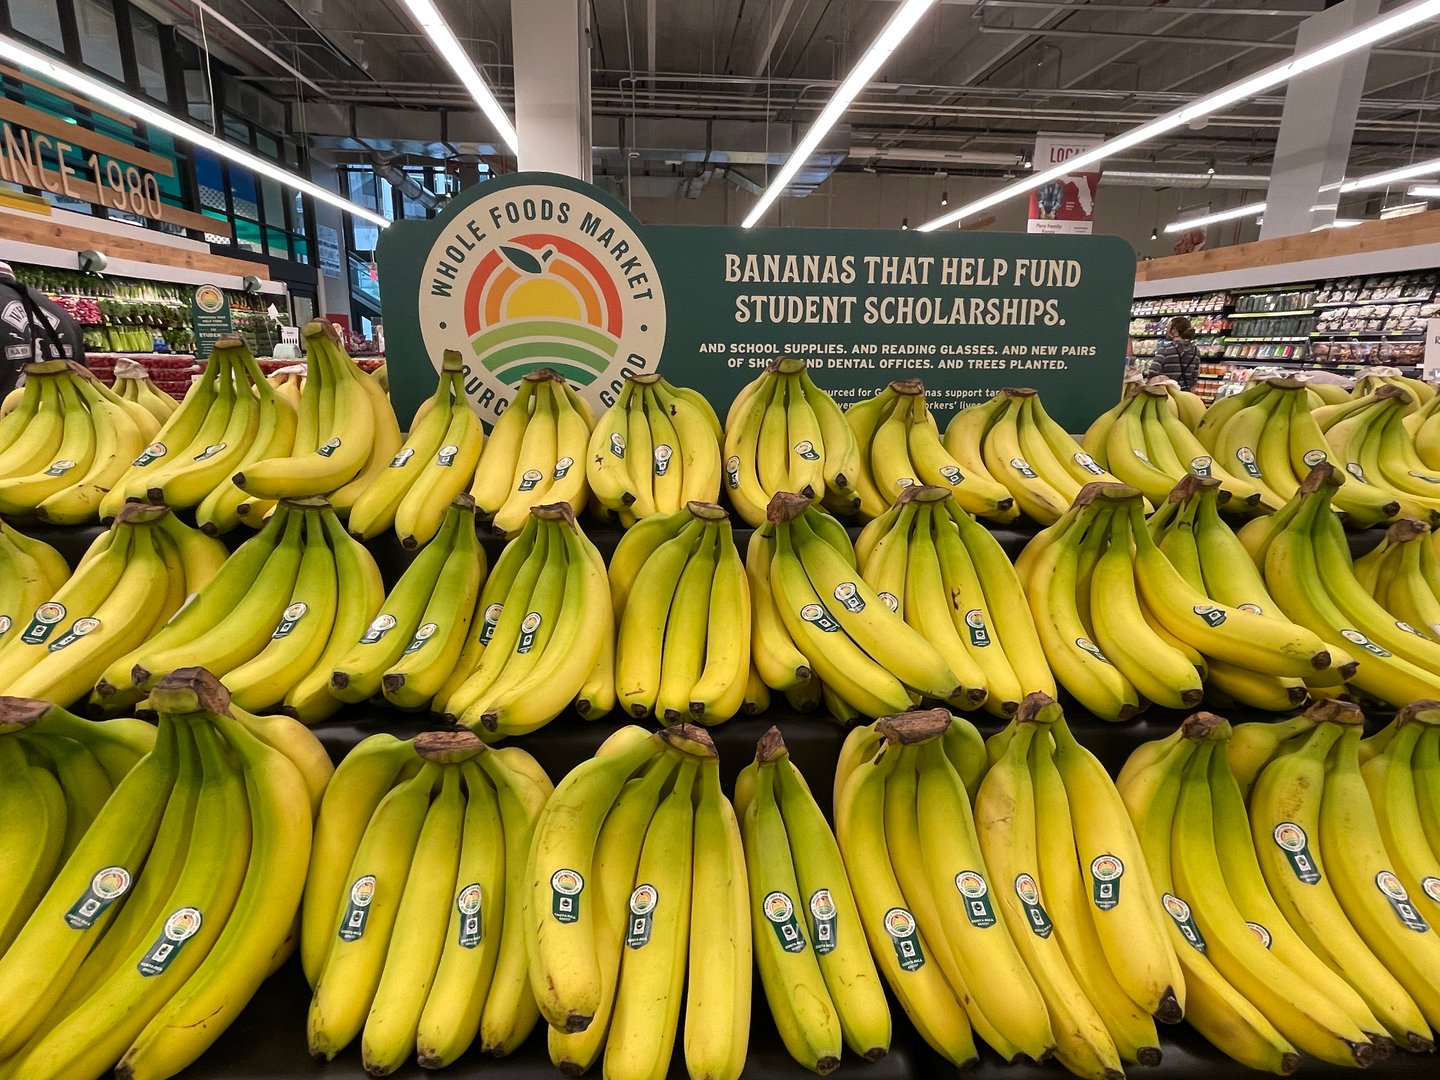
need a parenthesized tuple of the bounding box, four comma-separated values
(972, 24, 1440, 59)
(918, 0, 1319, 13)
(751, 0, 799, 78)
(187, 0, 331, 96)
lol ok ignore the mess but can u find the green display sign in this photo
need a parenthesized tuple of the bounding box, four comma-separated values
(377, 172, 1135, 431)
(190, 283, 233, 361)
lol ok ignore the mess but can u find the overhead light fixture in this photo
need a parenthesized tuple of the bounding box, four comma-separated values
(396, 0, 519, 155)
(917, 0, 1440, 231)
(1206, 159, 1217, 176)
(1163, 201, 1268, 234)
(940, 190, 949, 206)
(743, 0, 938, 228)
(1339, 154, 1440, 193)
(1021, 159, 1032, 170)
(0, 33, 391, 228)
(1104, 170, 1270, 184)
(901, 218, 909, 230)
(1150, 227, 1158, 241)
(1408, 184, 1440, 198)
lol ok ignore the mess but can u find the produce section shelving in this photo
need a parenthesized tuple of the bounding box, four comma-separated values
(0, 508, 1430, 1080)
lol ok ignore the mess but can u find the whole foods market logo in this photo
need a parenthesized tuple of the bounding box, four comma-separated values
(419, 182, 666, 423)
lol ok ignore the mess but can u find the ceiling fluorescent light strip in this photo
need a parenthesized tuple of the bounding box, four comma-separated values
(397, 0, 518, 155)
(742, 0, 938, 228)
(0, 33, 391, 228)
(1163, 201, 1268, 234)
(1339, 154, 1440, 193)
(1408, 185, 1440, 198)
(917, 0, 1440, 232)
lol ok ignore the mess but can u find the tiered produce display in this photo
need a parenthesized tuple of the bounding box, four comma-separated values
(4, 326, 1440, 1080)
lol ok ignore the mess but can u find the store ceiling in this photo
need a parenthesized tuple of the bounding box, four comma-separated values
(152, 0, 1440, 193)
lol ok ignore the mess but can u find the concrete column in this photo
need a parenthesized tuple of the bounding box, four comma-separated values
(510, 0, 592, 179)
(1260, 0, 1380, 239)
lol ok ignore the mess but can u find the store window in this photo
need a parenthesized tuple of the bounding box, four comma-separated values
(75, 0, 125, 81)
(8, 0, 65, 51)
(130, 10, 168, 102)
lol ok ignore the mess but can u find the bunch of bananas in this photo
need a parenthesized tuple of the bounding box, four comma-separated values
(1017, 482, 1336, 721)
(112, 358, 179, 425)
(303, 730, 550, 1074)
(1147, 377, 1208, 429)
(0, 695, 155, 954)
(976, 696, 1185, 1076)
(1352, 518, 1440, 637)
(468, 369, 593, 537)
(734, 727, 889, 1073)
(747, 492, 963, 722)
(330, 495, 487, 713)
(1149, 475, 1339, 711)
(1352, 369, 1435, 405)
(232, 321, 401, 518)
(856, 484, 1054, 717)
(1318, 386, 1440, 522)
(97, 339, 295, 533)
(1084, 382, 1264, 510)
(0, 520, 69, 650)
(526, 724, 750, 1080)
(723, 359, 860, 526)
(348, 350, 484, 548)
(1247, 463, 1440, 706)
(0, 359, 157, 525)
(438, 503, 611, 737)
(943, 387, 1123, 525)
(1194, 378, 1411, 527)
(1120, 702, 1440, 1070)
(1404, 386, 1440, 469)
(0, 504, 225, 706)
(588, 374, 723, 524)
(95, 498, 383, 723)
(845, 380, 1016, 522)
(0, 668, 325, 1080)
(265, 367, 305, 411)
(609, 502, 750, 724)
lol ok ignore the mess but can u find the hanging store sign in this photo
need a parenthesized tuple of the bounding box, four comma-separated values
(1027, 132, 1104, 237)
(378, 171, 1136, 432)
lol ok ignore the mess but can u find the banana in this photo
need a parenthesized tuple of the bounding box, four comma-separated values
(602, 760, 697, 1080)
(19, 729, 109, 862)
(300, 735, 418, 987)
(743, 753, 843, 1073)
(616, 523, 702, 717)
(491, 374, 561, 536)
(324, 361, 404, 517)
(413, 759, 504, 1068)
(0, 375, 97, 515)
(1029, 732, 1160, 1066)
(835, 725, 979, 1067)
(349, 367, 460, 539)
(381, 499, 487, 711)
(308, 762, 440, 1060)
(688, 518, 751, 724)
(656, 525, 718, 721)
(643, 380, 687, 512)
(223, 509, 339, 713)
(150, 348, 260, 510)
(983, 395, 1070, 524)
(900, 503, 989, 709)
(329, 509, 461, 703)
(796, 369, 860, 504)
(527, 731, 665, 1032)
(1090, 508, 1203, 710)
(283, 505, 387, 723)
(361, 765, 465, 1076)
(194, 355, 298, 536)
(0, 735, 67, 954)
(393, 378, 484, 549)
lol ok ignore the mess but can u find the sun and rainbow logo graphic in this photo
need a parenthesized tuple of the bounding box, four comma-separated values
(462, 236, 626, 389)
(419, 182, 667, 423)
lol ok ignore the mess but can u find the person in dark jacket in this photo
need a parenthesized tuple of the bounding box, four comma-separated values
(0, 261, 87, 397)
(1154, 316, 1199, 391)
